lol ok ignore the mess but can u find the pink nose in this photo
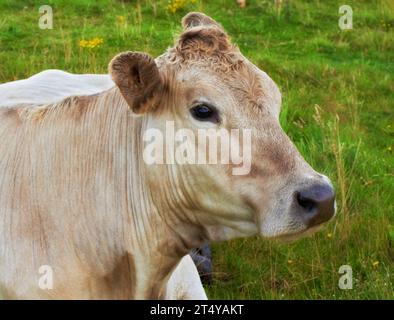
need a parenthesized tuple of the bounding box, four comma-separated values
(296, 183, 335, 227)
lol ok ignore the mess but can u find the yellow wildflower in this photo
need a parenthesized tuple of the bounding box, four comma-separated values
(372, 261, 379, 268)
(117, 15, 125, 24)
(327, 233, 333, 239)
(167, 0, 187, 13)
(79, 37, 104, 49)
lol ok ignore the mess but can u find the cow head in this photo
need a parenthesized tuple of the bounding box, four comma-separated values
(109, 12, 335, 243)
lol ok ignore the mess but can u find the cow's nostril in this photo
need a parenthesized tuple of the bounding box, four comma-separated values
(296, 192, 317, 213)
(296, 183, 335, 227)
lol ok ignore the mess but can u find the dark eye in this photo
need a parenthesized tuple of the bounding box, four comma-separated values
(190, 104, 219, 123)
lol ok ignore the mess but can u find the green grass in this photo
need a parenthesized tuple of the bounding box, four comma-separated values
(0, 0, 393, 299)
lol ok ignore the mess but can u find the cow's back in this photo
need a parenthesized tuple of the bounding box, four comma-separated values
(0, 70, 114, 108)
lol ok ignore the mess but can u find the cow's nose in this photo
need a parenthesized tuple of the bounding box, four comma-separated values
(296, 183, 335, 227)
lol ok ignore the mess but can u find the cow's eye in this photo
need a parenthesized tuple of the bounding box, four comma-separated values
(190, 104, 219, 123)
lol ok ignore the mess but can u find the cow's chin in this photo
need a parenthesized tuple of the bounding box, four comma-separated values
(260, 223, 325, 243)
(205, 221, 324, 243)
(206, 222, 259, 242)
(273, 224, 324, 242)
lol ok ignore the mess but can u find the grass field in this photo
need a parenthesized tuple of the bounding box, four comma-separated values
(0, 0, 393, 299)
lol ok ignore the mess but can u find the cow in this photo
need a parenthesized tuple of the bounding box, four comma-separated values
(0, 12, 335, 299)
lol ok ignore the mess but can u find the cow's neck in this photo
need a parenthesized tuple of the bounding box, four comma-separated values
(124, 164, 206, 299)
(120, 91, 207, 299)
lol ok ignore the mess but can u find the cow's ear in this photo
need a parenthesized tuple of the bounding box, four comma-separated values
(109, 51, 163, 114)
